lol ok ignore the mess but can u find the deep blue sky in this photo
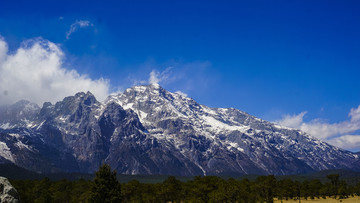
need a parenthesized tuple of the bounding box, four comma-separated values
(1, 0, 359, 123)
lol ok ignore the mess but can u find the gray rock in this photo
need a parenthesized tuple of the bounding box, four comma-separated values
(0, 177, 20, 203)
(1, 84, 360, 176)
(0, 100, 40, 128)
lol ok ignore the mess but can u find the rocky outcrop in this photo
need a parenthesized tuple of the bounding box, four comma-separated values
(0, 177, 20, 203)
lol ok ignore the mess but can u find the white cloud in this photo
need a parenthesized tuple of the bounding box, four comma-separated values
(276, 105, 360, 151)
(0, 37, 110, 106)
(276, 111, 307, 129)
(175, 91, 188, 97)
(0, 36, 7, 62)
(149, 70, 160, 84)
(350, 106, 360, 122)
(148, 67, 173, 85)
(66, 20, 93, 39)
(327, 135, 360, 151)
(125, 60, 213, 96)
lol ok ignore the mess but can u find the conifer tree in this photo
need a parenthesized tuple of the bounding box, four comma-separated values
(327, 174, 339, 199)
(161, 176, 182, 202)
(89, 164, 122, 203)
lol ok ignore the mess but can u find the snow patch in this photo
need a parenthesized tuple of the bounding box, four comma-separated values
(227, 142, 244, 152)
(8, 133, 20, 138)
(202, 106, 218, 115)
(123, 103, 134, 110)
(0, 142, 14, 162)
(273, 124, 295, 130)
(137, 111, 148, 119)
(26, 122, 37, 128)
(194, 162, 207, 176)
(201, 115, 249, 132)
(36, 120, 46, 130)
(0, 123, 12, 129)
(58, 116, 68, 122)
(15, 141, 32, 151)
(133, 86, 147, 92)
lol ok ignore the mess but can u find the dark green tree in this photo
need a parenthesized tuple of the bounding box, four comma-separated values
(278, 179, 295, 200)
(327, 174, 340, 199)
(184, 176, 220, 202)
(34, 178, 52, 203)
(277, 179, 290, 202)
(256, 175, 277, 203)
(50, 179, 72, 203)
(71, 179, 92, 203)
(239, 178, 257, 203)
(160, 176, 183, 202)
(208, 178, 227, 202)
(89, 164, 122, 203)
(224, 178, 240, 202)
(121, 180, 142, 202)
(294, 181, 301, 203)
(301, 180, 310, 200)
(308, 179, 322, 199)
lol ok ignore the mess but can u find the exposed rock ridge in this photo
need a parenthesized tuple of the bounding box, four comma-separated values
(0, 84, 359, 176)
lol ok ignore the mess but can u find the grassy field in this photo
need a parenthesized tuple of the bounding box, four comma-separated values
(275, 196, 360, 202)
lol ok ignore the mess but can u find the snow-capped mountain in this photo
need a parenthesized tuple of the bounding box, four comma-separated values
(0, 100, 40, 129)
(0, 84, 359, 175)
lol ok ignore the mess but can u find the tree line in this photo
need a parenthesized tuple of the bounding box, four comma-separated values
(10, 164, 360, 203)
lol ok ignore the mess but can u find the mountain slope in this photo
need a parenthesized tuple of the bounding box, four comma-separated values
(106, 84, 359, 175)
(0, 84, 359, 175)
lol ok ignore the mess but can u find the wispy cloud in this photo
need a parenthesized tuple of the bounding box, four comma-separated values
(121, 60, 215, 101)
(148, 67, 173, 85)
(66, 20, 93, 39)
(148, 68, 190, 97)
(0, 37, 110, 105)
(175, 91, 188, 97)
(276, 111, 307, 129)
(276, 105, 360, 151)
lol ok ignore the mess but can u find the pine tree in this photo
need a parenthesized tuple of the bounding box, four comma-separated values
(256, 175, 277, 203)
(89, 164, 122, 203)
(161, 176, 182, 202)
(327, 174, 340, 199)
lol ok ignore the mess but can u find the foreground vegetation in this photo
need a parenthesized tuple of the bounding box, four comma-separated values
(10, 164, 360, 203)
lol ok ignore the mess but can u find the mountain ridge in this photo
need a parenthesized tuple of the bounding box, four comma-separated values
(0, 84, 359, 176)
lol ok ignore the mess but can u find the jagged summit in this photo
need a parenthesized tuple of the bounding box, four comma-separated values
(0, 100, 40, 128)
(0, 86, 360, 175)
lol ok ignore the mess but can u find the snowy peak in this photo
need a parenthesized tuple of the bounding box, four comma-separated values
(1, 86, 360, 175)
(38, 91, 101, 121)
(0, 100, 40, 128)
(111, 84, 265, 136)
(110, 84, 202, 119)
(106, 84, 360, 175)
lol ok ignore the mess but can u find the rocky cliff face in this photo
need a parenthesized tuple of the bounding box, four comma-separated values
(106, 84, 359, 175)
(0, 177, 20, 203)
(0, 84, 359, 175)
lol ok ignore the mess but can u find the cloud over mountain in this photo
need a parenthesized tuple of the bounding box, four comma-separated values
(0, 37, 110, 106)
(276, 105, 360, 151)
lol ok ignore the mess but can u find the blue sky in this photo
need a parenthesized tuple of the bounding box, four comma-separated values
(1, 0, 360, 150)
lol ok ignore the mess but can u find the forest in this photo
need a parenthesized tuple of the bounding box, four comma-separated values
(9, 164, 360, 203)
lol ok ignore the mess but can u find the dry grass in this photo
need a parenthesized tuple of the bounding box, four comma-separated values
(274, 196, 360, 202)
